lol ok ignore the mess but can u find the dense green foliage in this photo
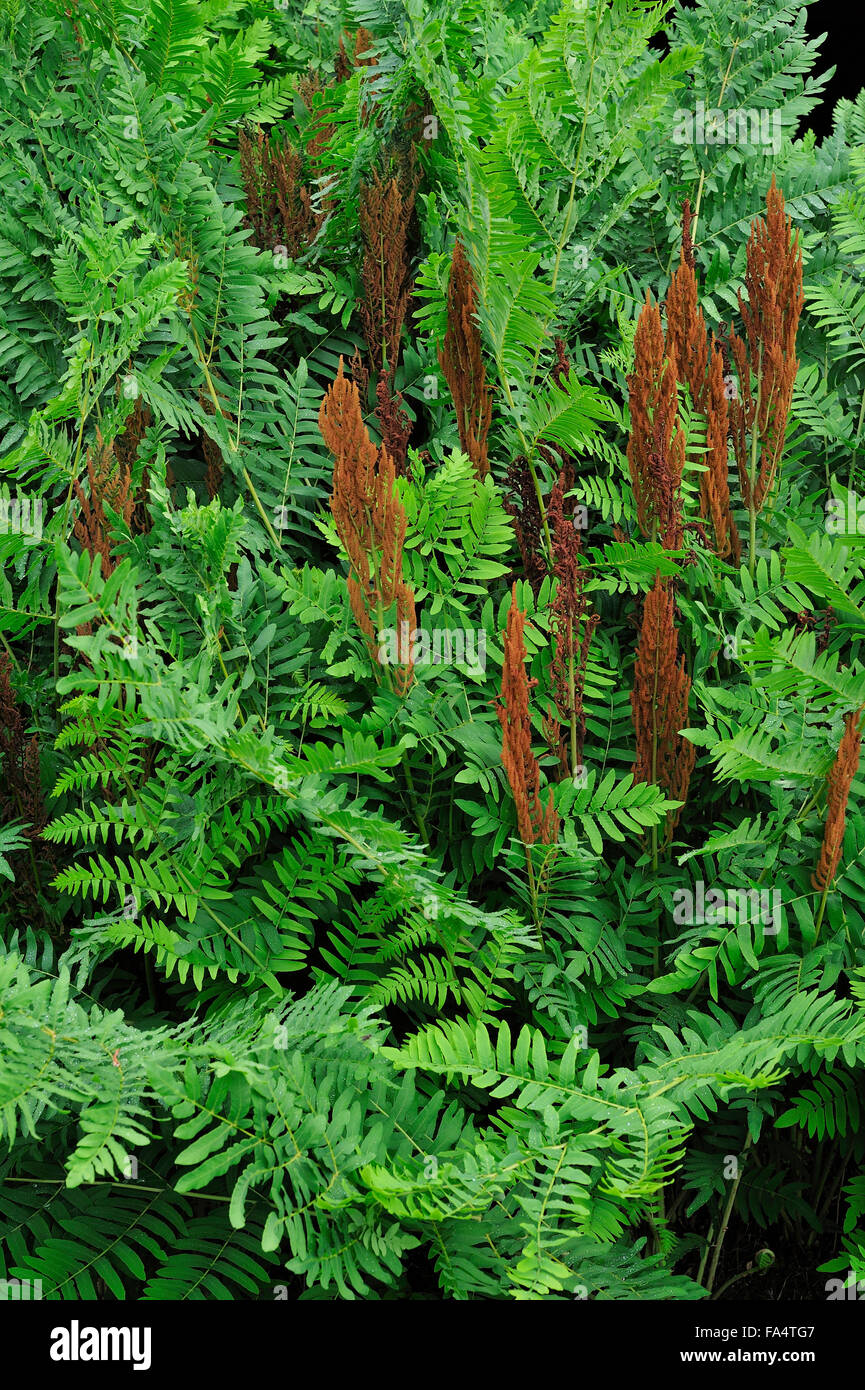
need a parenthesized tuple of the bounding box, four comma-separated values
(1, 0, 864, 1301)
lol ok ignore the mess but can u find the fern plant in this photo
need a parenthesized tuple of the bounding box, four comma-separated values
(1, 0, 864, 1308)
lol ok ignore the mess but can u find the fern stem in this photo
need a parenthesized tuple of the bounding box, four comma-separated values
(706, 1135, 752, 1294)
(371, 587, 427, 843)
(0, 629, 18, 667)
(2, 1176, 236, 1202)
(116, 764, 276, 985)
(813, 878, 831, 940)
(401, 752, 430, 845)
(811, 1154, 847, 1245)
(712, 1264, 764, 1300)
(528, 0, 600, 384)
(144, 952, 159, 1011)
(524, 845, 545, 949)
(695, 1221, 715, 1287)
(527, 455, 555, 561)
(189, 319, 283, 552)
(748, 504, 757, 581)
(567, 628, 578, 778)
(54, 353, 96, 683)
(747, 367, 763, 580)
(379, 225, 388, 377)
(689, 41, 740, 250)
(548, 15, 597, 302)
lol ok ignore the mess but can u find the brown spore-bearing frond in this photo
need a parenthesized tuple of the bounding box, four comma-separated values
(547, 475, 598, 778)
(349, 347, 370, 405)
(703, 338, 741, 562)
(728, 177, 803, 512)
(812, 707, 864, 893)
(661, 203, 740, 561)
(238, 125, 266, 238)
(358, 165, 418, 384)
(297, 72, 324, 107)
(114, 391, 151, 474)
(335, 27, 376, 82)
(319, 359, 417, 695)
(438, 240, 492, 480)
(238, 125, 324, 260)
(503, 456, 546, 596)
(496, 585, 560, 845)
(73, 431, 134, 577)
(297, 77, 337, 216)
(552, 336, 572, 388)
(627, 292, 685, 549)
(665, 216, 708, 412)
(631, 575, 696, 840)
(375, 373, 413, 478)
(113, 387, 153, 536)
(202, 431, 223, 501)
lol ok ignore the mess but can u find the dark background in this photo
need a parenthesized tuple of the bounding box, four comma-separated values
(805, 0, 861, 136)
(658, 0, 861, 140)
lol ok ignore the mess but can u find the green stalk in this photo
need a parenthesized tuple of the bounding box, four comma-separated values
(190, 319, 283, 552)
(705, 1136, 752, 1294)
(688, 41, 740, 252)
(695, 1222, 715, 1288)
(567, 622, 578, 778)
(497, 369, 555, 561)
(747, 367, 763, 580)
(814, 877, 831, 941)
(373, 590, 428, 845)
(524, 845, 545, 949)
